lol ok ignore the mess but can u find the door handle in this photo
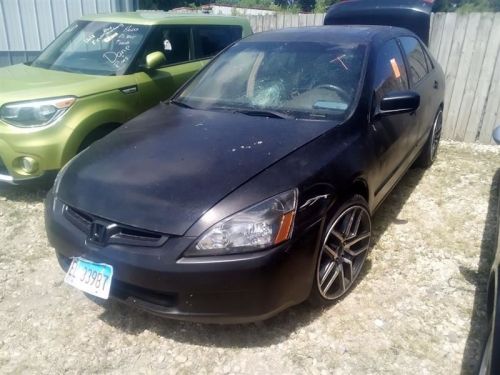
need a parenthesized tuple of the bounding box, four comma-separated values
(433, 81, 439, 89)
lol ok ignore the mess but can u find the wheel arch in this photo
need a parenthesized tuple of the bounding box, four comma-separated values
(76, 122, 122, 153)
(334, 177, 370, 213)
(61, 108, 131, 163)
(350, 178, 369, 204)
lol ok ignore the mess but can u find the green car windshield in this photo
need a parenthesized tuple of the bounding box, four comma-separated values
(31, 21, 150, 76)
(176, 41, 366, 120)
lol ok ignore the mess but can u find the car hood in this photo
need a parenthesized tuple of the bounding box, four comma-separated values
(0, 64, 127, 104)
(57, 103, 334, 235)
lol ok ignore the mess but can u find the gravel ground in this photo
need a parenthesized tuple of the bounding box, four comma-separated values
(0, 140, 499, 375)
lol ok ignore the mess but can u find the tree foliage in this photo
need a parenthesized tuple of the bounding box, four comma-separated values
(139, 0, 499, 12)
(433, 0, 499, 11)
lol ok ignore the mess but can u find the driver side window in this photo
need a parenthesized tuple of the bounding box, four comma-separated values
(138, 26, 191, 68)
(373, 39, 408, 105)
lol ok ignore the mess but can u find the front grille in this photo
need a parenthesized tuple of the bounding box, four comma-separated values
(63, 204, 168, 247)
(65, 204, 92, 232)
(0, 158, 9, 175)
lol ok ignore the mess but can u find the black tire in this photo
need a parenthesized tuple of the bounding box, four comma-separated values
(480, 277, 500, 375)
(309, 194, 372, 306)
(415, 109, 443, 168)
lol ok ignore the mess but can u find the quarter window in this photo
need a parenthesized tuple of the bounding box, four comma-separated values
(399, 36, 429, 85)
(373, 39, 408, 104)
(193, 26, 242, 59)
(423, 47, 434, 70)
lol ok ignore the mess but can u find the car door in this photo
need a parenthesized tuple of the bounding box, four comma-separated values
(132, 25, 205, 113)
(370, 38, 415, 202)
(399, 36, 434, 149)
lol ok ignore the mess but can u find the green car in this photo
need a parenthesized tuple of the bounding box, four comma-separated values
(0, 12, 252, 184)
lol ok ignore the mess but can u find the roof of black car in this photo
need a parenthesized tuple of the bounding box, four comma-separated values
(241, 25, 412, 45)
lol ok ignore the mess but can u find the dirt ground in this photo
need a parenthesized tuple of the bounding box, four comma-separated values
(0, 140, 499, 374)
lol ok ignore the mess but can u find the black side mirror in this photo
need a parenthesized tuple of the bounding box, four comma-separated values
(493, 126, 500, 145)
(377, 91, 420, 117)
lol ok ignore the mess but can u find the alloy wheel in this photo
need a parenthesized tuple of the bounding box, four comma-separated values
(430, 110, 443, 161)
(316, 205, 371, 300)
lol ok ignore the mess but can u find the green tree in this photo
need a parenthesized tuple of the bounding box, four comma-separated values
(433, 0, 497, 11)
(314, 0, 340, 13)
(433, 0, 454, 11)
(139, 0, 209, 10)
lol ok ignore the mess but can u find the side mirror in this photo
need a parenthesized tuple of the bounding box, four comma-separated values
(378, 91, 420, 117)
(145, 51, 166, 70)
(493, 126, 500, 145)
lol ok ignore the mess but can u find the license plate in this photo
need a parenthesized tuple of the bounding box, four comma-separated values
(64, 257, 113, 299)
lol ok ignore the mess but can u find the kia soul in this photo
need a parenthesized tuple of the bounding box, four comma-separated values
(0, 12, 251, 184)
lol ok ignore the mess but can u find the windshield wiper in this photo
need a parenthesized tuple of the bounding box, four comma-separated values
(170, 99, 194, 109)
(234, 109, 293, 120)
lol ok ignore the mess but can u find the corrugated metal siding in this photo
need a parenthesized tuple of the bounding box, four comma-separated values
(0, 0, 138, 66)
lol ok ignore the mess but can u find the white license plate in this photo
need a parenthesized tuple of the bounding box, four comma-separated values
(64, 257, 113, 299)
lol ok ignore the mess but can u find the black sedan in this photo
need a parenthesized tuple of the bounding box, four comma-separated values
(45, 24, 444, 323)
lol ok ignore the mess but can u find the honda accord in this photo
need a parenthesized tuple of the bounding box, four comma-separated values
(45, 17, 444, 323)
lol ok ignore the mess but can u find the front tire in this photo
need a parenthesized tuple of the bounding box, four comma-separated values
(480, 276, 500, 375)
(309, 195, 372, 305)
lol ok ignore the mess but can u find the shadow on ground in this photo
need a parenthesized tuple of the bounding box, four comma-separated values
(371, 167, 426, 248)
(95, 167, 427, 347)
(460, 169, 500, 374)
(0, 184, 50, 203)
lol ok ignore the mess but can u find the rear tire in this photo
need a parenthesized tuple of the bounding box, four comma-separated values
(309, 194, 371, 306)
(415, 109, 443, 168)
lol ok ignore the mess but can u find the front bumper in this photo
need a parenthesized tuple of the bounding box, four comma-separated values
(0, 157, 56, 185)
(0, 120, 73, 184)
(45, 192, 322, 323)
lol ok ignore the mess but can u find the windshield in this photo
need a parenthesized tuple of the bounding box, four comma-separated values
(176, 41, 367, 120)
(31, 21, 150, 76)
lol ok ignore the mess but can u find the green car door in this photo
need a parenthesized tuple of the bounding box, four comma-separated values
(133, 24, 243, 112)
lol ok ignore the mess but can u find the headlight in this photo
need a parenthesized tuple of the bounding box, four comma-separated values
(0, 96, 76, 128)
(186, 189, 298, 256)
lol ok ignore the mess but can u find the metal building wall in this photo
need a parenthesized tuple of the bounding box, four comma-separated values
(0, 0, 138, 67)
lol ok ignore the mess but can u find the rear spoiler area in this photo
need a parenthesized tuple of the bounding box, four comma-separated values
(324, 0, 433, 45)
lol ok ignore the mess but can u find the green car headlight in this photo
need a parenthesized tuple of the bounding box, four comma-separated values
(0, 96, 76, 128)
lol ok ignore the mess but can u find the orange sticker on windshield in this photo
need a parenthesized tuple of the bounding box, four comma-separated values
(390, 58, 401, 79)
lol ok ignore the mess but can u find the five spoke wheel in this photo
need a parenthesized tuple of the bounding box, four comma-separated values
(316, 203, 371, 300)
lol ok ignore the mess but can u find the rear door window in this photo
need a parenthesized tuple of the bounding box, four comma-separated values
(399, 36, 429, 85)
(373, 39, 408, 103)
(193, 25, 242, 60)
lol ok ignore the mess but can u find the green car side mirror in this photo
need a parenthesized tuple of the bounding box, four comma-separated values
(145, 51, 166, 70)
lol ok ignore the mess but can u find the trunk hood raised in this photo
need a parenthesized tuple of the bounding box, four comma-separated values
(324, 0, 432, 45)
(58, 103, 333, 235)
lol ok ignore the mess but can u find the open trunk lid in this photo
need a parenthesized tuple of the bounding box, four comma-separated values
(324, 0, 433, 45)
